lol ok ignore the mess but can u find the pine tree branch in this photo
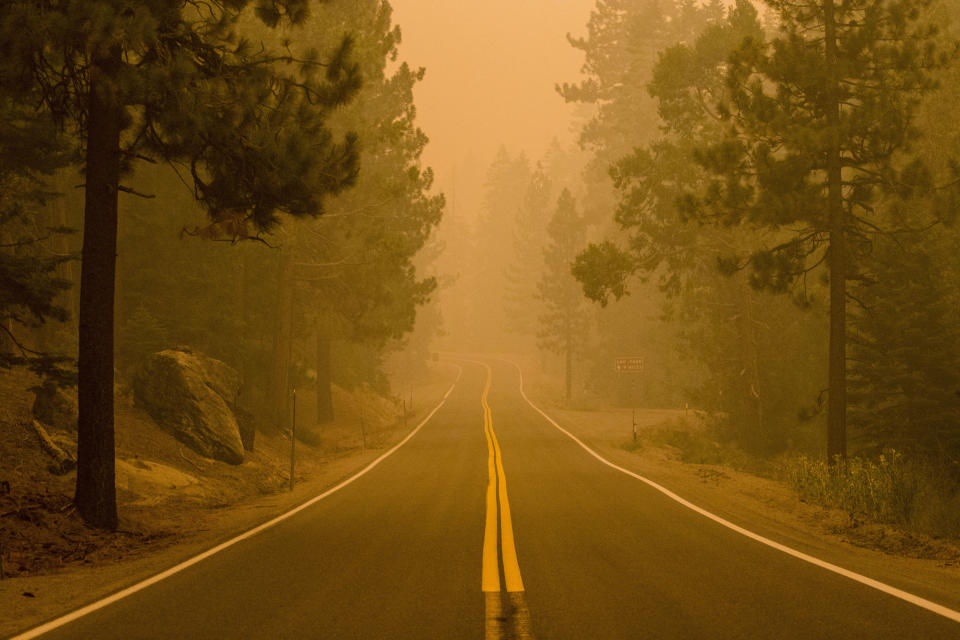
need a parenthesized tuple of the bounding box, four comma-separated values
(0, 322, 44, 358)
(800, 250, 829, 275)
(117, 185, 156, 199)
(846, 290, 871, 312)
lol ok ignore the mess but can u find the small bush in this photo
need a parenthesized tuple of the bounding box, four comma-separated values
(652, 427, 724, 464)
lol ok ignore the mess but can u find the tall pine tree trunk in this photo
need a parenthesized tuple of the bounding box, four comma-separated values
(0, 224, 15, 355)
(736, 280, 764, 443)
(268, 249, 294, 432)
(237, 249, 255, 451)
(75, 47, 122, 530)
(315, 332, 334, 423)
(824, 0, 847, 462)
(564, 321, 572, 401)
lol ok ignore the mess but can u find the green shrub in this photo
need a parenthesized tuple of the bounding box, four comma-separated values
(780, 451, 960, 538)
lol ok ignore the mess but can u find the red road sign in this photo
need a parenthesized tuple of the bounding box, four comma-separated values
(615, 357, 644, 373)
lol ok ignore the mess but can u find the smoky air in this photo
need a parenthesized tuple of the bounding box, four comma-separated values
(3, 1, 960, 638)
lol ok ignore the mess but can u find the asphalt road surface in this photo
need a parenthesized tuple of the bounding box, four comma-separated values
(16, 358, 960, 639)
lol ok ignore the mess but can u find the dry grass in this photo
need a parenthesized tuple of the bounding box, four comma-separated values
(780, 451, 960, 539)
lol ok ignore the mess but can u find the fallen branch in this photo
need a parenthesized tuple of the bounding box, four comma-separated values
(30, 419, 76, 475)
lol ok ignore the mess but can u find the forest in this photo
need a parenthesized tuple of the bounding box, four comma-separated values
(3, 0, 960, 543)
(431, 0, 960, 533)
(1, 0, 442, 530)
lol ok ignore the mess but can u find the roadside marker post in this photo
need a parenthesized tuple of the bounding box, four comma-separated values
(615, 357, 644, 442)
(289, 389, 296, 492)
(359, 405, 367, 450)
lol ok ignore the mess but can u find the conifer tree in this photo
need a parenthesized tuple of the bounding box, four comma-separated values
(848, 225, 960, 457)
(503, 163, 552, 342)
(0, 98, 74, 384)
(538, 189, 590, 401)
(846, 8, 960, 457)
(559, 0, 725, 209)
(272, 0, 443, 426)
(560, 0, 731, 406)
(0, 0, 361, 528)
(573, 1, 818, 451)
(470, 148, 531, 350)
(681, 0, 954, 460)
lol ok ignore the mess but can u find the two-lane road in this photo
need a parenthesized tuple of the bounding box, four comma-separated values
(14, 359, 960, 639)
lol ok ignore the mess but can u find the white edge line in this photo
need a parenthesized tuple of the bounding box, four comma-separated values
(12, 365, 464, 640)
(508, 360, 960, 625)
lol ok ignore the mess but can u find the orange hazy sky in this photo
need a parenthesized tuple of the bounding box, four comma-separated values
(389, 1, 595, 195)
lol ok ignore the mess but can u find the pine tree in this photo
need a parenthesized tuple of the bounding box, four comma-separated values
(538, 190, 590, 401)
(560, 0, 733, 407)
(503, 163, 552, 342)
(0, 98, 74, 385)
(848, 225, 960, 457)
(682, 0, 954, 460)
(845, 7, 960, 458)
(272, 0, 443, 426)
(470, 148, 531, 349)
(559, 0, 725, 216)
(572, 1, 823, 451)
(0, 0, 361, 529)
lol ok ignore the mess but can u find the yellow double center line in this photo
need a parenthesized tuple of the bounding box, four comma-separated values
(481, 363, 524, 593)
(479, 362, 533, 639)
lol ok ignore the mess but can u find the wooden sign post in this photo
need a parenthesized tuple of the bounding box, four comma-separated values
(615, 357, 644, 441)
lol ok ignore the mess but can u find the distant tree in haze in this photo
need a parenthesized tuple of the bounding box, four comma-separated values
(573, 1, 827, 453)
(0, 0, 361, 529)
(469, 148, 532, 350)
(538, 189, 590, 401)
(559, 0, 730, 407)
(111, 0, 443, 442)
(271, 0, 443, 427)
(847, 3, 960, 459)
(503, 163, 553, 344)
(558, 0, 725, 215)
(680, 0, 955, 461)
(0, 99, 74, 385)
(848, 225, 960, 457)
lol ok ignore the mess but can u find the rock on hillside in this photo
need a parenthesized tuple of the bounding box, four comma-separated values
(133, 349, 244, 465)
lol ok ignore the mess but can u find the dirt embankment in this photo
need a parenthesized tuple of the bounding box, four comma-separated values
(0, 362, 458, 638)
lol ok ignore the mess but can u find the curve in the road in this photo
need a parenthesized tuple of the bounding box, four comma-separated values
(506, 359, 960, 626)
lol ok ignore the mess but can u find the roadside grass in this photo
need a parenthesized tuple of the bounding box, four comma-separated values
(621, 409, 960, 541)
(631, 415, 768, 474)
(779, 452, 960, 539)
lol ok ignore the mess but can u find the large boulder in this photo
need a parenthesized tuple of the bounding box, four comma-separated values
(132, 349, 244, 464)
(176, 345, 241, 409)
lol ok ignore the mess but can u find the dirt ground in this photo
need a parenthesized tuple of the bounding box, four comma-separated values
(0, 362, 458, 638)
